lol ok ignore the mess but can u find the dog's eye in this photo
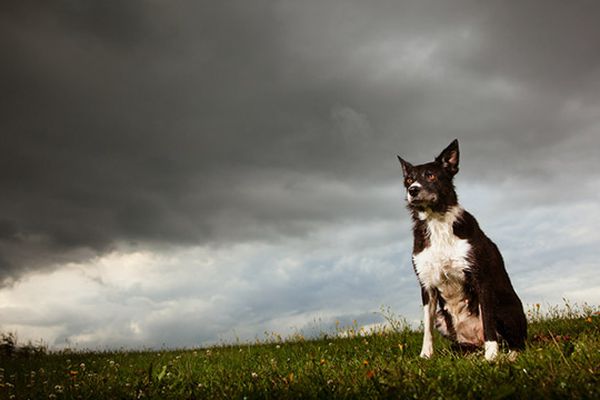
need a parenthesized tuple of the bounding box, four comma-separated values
(425, 172, 436, 182)
(405, 177, 414, 185)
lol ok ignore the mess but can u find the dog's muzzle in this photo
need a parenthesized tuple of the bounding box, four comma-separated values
(407, 184, 437, 206)
(408, 186, 420, 197)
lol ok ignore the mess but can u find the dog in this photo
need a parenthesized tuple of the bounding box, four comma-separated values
(397, 139, 526, 361)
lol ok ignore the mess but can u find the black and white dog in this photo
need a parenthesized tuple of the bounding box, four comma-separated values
(397, 139, 526, 361)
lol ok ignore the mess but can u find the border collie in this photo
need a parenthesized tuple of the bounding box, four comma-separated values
(397, 139, 526, 361)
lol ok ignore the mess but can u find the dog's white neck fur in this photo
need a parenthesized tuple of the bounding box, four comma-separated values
(413, 205, 471, 290)
(416, 204, 460, 222)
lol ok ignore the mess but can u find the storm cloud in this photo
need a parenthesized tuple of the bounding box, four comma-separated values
(1, 1, 599, 348)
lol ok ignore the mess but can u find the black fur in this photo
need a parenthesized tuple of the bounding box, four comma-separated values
(398, 139, 527, 351)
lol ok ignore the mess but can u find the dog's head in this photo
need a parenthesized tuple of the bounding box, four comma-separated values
(397, 139, 460, 213)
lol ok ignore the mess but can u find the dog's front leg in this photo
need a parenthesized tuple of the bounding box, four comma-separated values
(420, 287, 437, 358)
(478, 288, 499, 361)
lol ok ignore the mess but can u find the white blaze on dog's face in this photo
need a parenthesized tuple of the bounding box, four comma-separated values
(406, 181, 422, 203)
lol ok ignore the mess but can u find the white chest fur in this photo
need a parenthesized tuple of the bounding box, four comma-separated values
(413, 206, 471, 291)
(413, 206, 483, 345)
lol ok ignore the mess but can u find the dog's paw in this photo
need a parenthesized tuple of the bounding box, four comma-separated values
(420, 343, 433, 359)
(484, 341, 499, 361)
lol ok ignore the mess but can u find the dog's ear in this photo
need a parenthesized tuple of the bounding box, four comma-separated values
(435, 139, 459, 176)
(397, 155, 413, 178)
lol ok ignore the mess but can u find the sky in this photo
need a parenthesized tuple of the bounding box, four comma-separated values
(1, 0, 599, 349)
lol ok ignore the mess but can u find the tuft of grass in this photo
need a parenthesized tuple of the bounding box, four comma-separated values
(0, 332, 47, 358)
(0, 302, 598, 399)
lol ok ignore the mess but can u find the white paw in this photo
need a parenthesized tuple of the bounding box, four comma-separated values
(420, 343, 433, 359)
(484, 341, 499, 361)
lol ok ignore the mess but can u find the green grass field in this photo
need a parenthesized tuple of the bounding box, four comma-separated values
(1, 303, 598, 399)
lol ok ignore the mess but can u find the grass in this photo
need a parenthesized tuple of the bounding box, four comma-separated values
(1, 302, 598, 399)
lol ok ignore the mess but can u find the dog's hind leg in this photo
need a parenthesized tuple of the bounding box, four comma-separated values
(477, 294, 500, 361)
(434, 309, 456, 340)
(434, 296, 456, 340)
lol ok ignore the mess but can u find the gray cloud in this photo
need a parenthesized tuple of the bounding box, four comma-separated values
(4, 1, 599, 282)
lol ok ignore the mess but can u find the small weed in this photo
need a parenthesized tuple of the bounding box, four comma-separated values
(0, 332, 47, 358)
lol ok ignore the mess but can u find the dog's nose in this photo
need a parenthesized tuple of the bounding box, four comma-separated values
(408, 186, 420, 197)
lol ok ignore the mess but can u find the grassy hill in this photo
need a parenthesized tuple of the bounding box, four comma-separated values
(1, 303, 598, 399)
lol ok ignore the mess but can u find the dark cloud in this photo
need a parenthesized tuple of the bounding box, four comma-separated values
(1, 0, 600, 283)
(469, 1, 600, 96)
